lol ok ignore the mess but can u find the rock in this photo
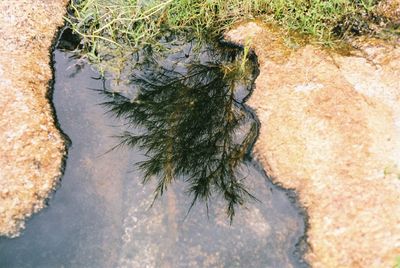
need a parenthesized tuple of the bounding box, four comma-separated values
(377, 0, 400, 24)
(226, 21, 400, 267)
(0, 0, 67, 237)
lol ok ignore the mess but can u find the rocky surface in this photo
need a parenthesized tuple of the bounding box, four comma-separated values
(378, 0, 400, 23)
(0, 0, 67, 237)
(226, 22, 400, 267)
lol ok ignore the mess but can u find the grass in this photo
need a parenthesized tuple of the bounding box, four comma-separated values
(65, 0, 399, 221)
(395, 256, 400, 268)
(66, 0, 268, 73)
(66, 0, 391, 74)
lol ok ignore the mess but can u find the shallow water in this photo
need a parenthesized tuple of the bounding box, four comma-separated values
(0, 40, 307, 267)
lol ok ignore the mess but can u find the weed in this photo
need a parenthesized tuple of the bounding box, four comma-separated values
(66, 0, 393, 75)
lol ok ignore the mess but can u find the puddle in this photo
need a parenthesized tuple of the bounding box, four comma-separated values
(0, 36, 307, 267)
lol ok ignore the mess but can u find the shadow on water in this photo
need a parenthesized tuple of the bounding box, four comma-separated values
(0, 31, 308, 267)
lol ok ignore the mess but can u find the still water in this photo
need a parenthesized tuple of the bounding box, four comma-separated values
(0, 37, 307, 268)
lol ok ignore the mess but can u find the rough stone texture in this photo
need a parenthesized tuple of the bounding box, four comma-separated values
(378, 0, 400, 23)
(0, 0, 67, 237)
(226, 22, 400, 267)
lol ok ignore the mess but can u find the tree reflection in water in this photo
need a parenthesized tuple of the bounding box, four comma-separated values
(101, 41, 259, 221)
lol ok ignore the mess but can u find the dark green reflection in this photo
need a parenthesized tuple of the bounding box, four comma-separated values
(101, 42, 259, 220)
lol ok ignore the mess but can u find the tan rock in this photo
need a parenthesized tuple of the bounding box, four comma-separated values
(0, 0, 67, 237)
(377, 0, 400, 23)
(226, 22, 400, 267)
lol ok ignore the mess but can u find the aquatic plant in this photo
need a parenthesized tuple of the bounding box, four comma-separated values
(100, 43, 258, 220)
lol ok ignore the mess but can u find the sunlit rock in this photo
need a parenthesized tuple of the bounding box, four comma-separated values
(0, 0, 67, 237)
(227, 21, 400, 267)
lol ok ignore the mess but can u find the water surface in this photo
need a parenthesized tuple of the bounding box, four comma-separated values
(0, 39, 307, 268)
